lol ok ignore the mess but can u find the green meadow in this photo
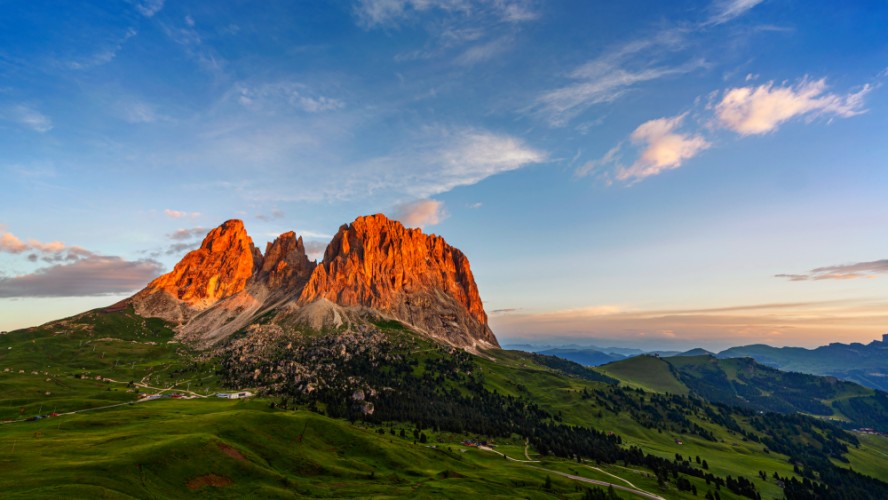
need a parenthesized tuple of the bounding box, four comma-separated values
(2, 310, 887, 498)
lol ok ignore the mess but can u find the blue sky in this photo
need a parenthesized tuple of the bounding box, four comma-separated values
(2, 0, 888, 350)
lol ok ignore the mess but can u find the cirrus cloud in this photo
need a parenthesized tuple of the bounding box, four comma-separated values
(776, 259, 888, 281)
(355, 126, 546, 198)
(164, 209, 201, 219)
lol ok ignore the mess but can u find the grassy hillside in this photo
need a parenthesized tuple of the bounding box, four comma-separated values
(3, 309, 888, 498)
(0, 306, 221, 422)
(0, 399, 583, 498)
(596, 355, 688, 395)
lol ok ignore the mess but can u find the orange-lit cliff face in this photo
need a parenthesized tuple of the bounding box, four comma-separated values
(299, 214, 496, 347)
(132, 214, 498, 349)
(140, 220, 260, 308)
(259, 231, 316, 292)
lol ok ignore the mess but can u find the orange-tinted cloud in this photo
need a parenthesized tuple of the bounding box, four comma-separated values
(776, 259, 888, 281)
(715, 78, 869, 135)
(490, 300, 888, 347)
(616, 114, 710, 181)
(391, 199, 446, 228)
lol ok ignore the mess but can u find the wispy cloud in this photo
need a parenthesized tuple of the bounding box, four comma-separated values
(531, 31, 700, 126)
(134, 0, 165, 18)
(168, 227, 207, 241)
(490, 299, 888, 347)
(236, 82, 345, 113)
(578, 113, 710, 182)
(5, 105, 53, 133)
(0, 231, 93, 263)
(255, 209, 285, 222)
(361, 127, 546, 198)
(585, 75, 871, 183)
(159, 15, 225, 75)
(455, 36, 512, 65)
(714, 78, 870, 135)
(0, 228, 162, 297)
(0, 256, 163, 298)
(164, 209, 201, 219)
(707, 0, 765, 25)
(0, 232, 28, 253)
(164, 242, 195, 256)
(356, 0, 535, 70)
(353, 0, 536, 28)
(303, 241, 328, 261)
(65, 28, 137, 70)
(776, 259, 888, 281)
(616, 114, 710, 182)
(391, 199, 446, 228)
(119, 99, 166, 124)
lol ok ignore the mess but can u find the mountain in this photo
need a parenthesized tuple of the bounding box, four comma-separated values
(4, 227, 888, 498)
(536, 348, 625, 366)
(132, 214, 497, 350)
(598, 354, 888, 432)
(297, 214, 496, 348)
(718, 335, 888, 391)
(671, 348, 714, 357)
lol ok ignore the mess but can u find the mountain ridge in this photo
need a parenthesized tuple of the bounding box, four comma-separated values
(717, 334, 888, 391)
(131, 214, 497, 350)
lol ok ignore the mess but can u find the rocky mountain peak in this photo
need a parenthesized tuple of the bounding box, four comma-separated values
(260, 231, 316, 291)
(133, 214, 498, 350)
(138, 219, 259, 310)
(299, 214, 497, 348)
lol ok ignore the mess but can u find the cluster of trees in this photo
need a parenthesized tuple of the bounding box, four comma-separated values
(582, 386, 719, 441)
(672, 357, 888, 427)
(832, 390, 888, 432)
(774, 466, 888, 500)
(526, 353, 618, 384)
(219, 329, 888, 498)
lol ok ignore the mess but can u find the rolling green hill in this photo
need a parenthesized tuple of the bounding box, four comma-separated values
(2, 308, 888, 499)
(596, 355, 688, 395)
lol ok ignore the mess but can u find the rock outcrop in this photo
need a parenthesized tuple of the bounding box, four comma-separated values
(298, 214, 497, 347)
(132, 214, 498, 350)
(133, 220, 260, 322)
(259, 231, 315, 292)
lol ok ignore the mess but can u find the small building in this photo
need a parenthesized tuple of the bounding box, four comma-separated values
(217, 391, 253, 399)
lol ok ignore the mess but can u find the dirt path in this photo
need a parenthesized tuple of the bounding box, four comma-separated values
(528, 466, 665, 500)
(524, 439, 533, 460)
(584, 465, 639, 489)
(473, 445, 664, 500)
(103, 377, 208, 398)
(478, 445, 540, 463)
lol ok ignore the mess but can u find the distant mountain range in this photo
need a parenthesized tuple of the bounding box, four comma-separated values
(716, 334, 888, 392)
(535, 348, 625, 366)
(596, 354, 888, 432)
(522, 337, 888, 392)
